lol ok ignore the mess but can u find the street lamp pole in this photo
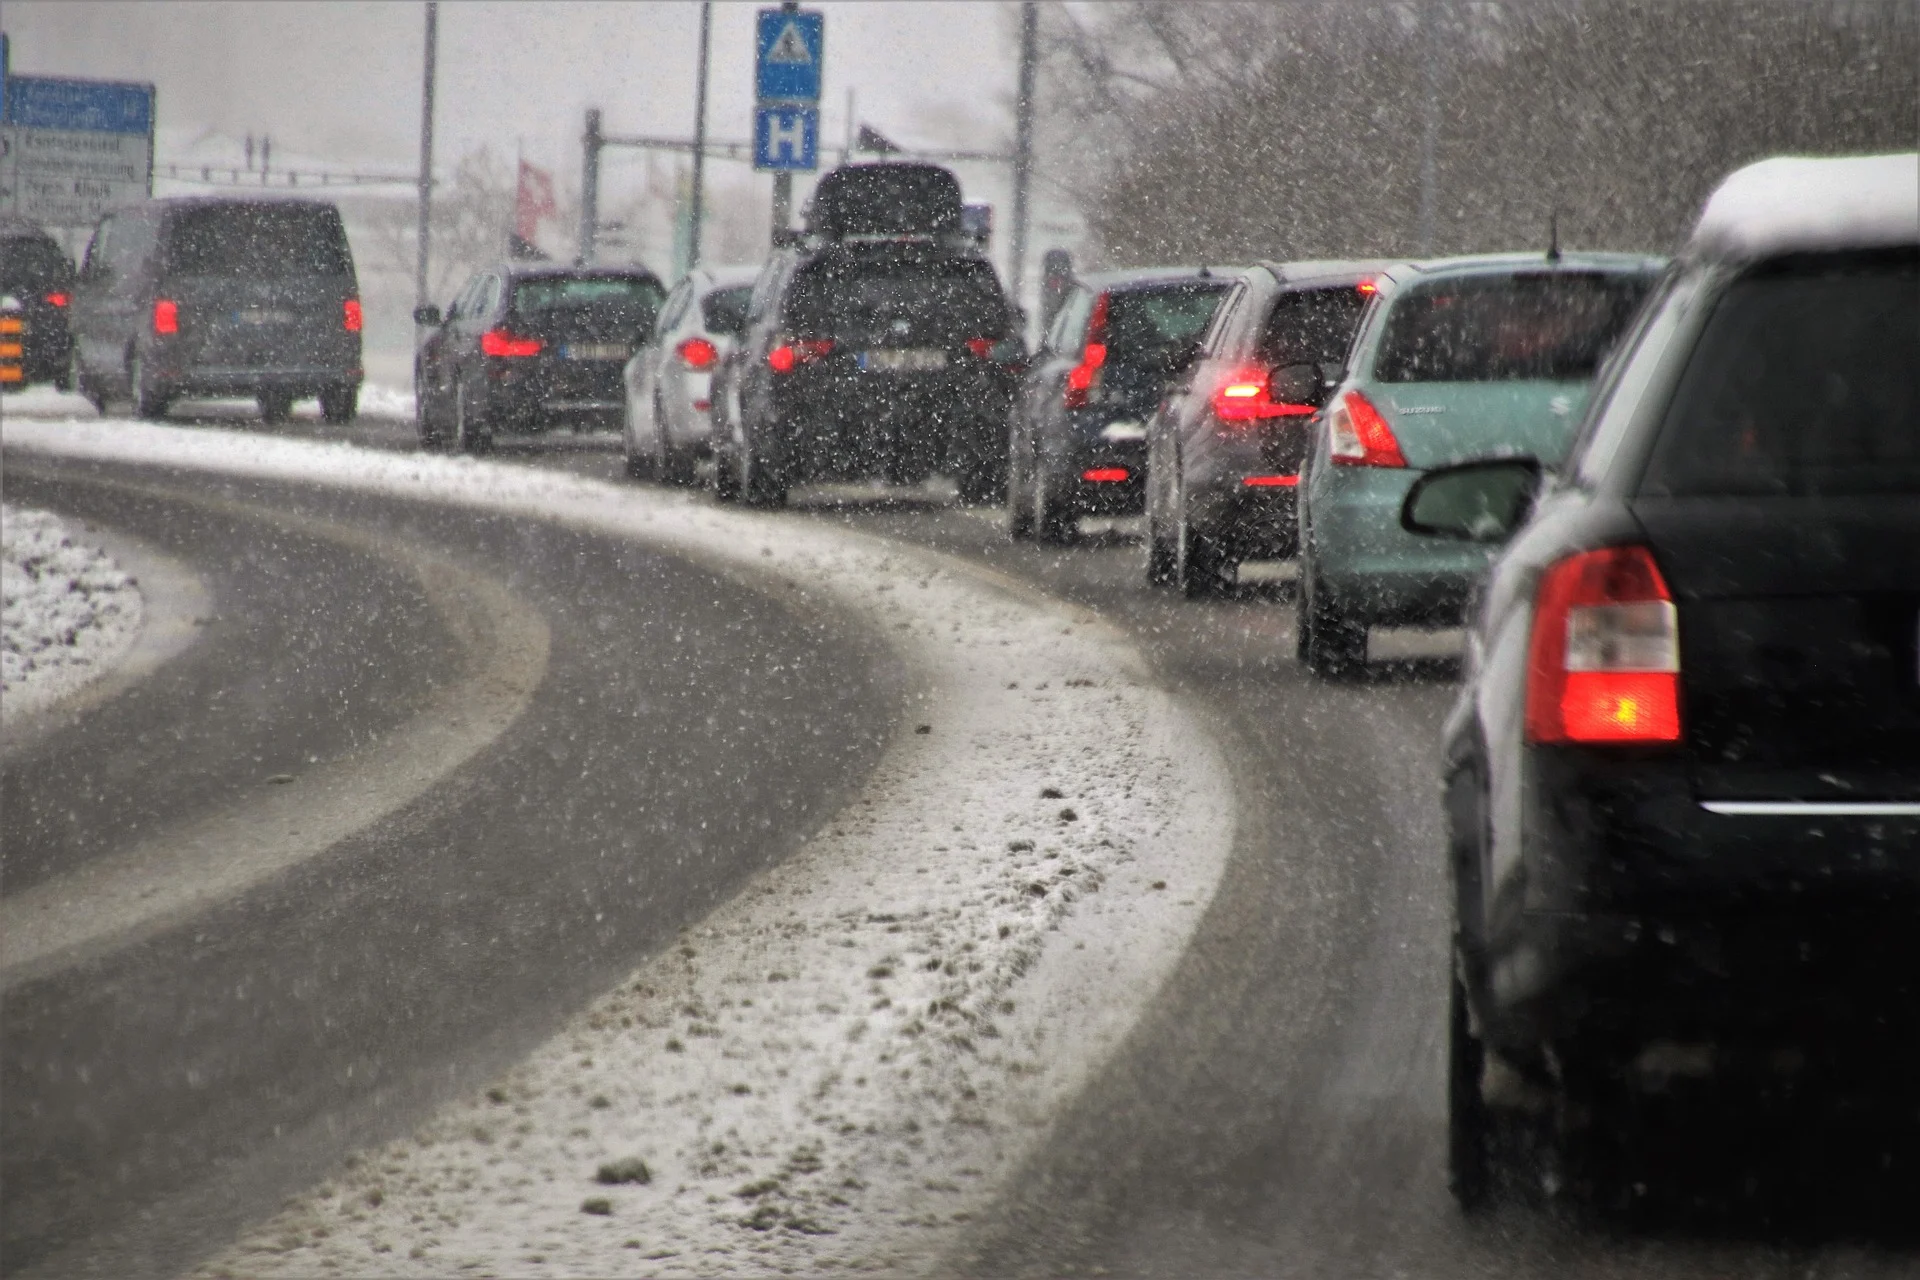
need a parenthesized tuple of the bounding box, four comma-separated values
(689, 1, 713, 269)
(580, 108, 603, 264)
(414, 0, 438, 319)
(1009, 0, 1038, 307)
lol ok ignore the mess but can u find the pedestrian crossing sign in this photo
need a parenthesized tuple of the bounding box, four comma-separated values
(755, 9, 824, 103)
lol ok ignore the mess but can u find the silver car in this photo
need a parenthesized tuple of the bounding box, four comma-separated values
(622, 264, 759, 484)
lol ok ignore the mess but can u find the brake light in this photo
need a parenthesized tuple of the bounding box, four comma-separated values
(768, 338, 833, 373)
(481, 328, 542, 357)
(1242, 475, 1299, 487)
(1357, 279, 1378, 296)
(152, 299, 179, 335)
(677, 336, 718, 369)
(966, 337, 996, 359)
(1327, 388, 1406, 467)
(1082, 467, 1130, 483)
(1063, 291, 1110, 409)
(343, 299, 363, 332)
(1211, 366, 1317, 423)
(1524, 546, 1681, 745)
(45, 292, 69, 308)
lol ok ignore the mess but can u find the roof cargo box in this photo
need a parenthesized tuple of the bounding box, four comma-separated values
(804, 162, 962, 240)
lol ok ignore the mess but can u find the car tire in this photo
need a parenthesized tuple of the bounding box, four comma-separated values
(416, 379, 445, 450)
(738, 431, 786, 508)
(1174, 465, 1227, 597)
(77, 353, 108, 414)
(1448, 965, 1493, 1213)
(454, 381, 493, 455)
(1145, 514, 1177, 586)
(129, 353, 172, 421)
(1007, 423, 1035, 541)
(657, 398, 697, 486)
(711, 438, 741, 503)
(1034, 458, 1077, 545)
(1298, 553, 1368, 675)
(258, 389, 295, 424)
(320, 384, 358, 425)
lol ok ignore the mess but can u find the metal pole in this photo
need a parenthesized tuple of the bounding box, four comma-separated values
(580, 107, 602, 264)
(689, 2, 713, 269)
(772, 171, 792, 237)
(1010, 0, 1038, 304)
(414, 1, 437, 318)
(1417, 0, 1441, 255)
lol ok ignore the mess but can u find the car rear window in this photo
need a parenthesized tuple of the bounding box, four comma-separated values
(1, 236, 73, 291)
(1103, 284, 1228, 362)
(513, 275, 665, 321)
(1373, 270, 1650, 383)
(785, 258, 1006, 340)
(1256, 285, 1369, 366)
(164, 203, 353, 277)
(1639, 252, 1919, 498)
(701, 284, 752, 337)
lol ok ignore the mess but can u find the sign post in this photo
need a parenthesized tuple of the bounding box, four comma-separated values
(752, 5, 823, 236)
(0, 72, 155, 227)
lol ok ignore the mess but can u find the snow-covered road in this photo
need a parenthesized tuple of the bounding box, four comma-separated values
(6, 420, 1236, 1277)
(1, 503, 144, 722)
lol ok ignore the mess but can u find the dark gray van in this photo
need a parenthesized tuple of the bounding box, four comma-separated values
(71, 196, 363, 423)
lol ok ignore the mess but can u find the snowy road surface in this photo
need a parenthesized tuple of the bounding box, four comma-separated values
(4, 409, 1916, 1279)
(1, 504, 144, 720)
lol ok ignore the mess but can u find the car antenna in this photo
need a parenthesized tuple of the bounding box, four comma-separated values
(1546, 208, 1562, 264)
(1197, 264, 1211, 278)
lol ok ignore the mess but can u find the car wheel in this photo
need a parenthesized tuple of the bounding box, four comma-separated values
(1007, 421, 1035, 541)
(1298, 552, 1368, 675)
(656, 396, 697, 486)
(319, 384, 358, 425)
(711, 436, 741, 503)
(1174, 465, 1227, 597)
(455, 381, 493, 454)
(76, 352, 108, 414)
(258, 389, 294, 424)
(738, 430, 786, 508)
(128, 352, 172, 421)
(416, 378, 444, 450)
(1448, 965, 1493, 1213)
(1033, 457, 1076, 545)
(54, 356, 73, 393)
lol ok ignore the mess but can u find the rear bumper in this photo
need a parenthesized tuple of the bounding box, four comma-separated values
(165, 366, 361, 398)
(759, 367, 1014, 480)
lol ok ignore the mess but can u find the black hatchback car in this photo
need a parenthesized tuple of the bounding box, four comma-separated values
(1008, 268, 1234, 544)
(714, 162, 1022, 507)
(0, 218, 76, 391)
(413, 264, 665, 451)
(1141, 260, 1382, 592)
(71, 196, 363, 422)
(1406, 153, 1920, 1209)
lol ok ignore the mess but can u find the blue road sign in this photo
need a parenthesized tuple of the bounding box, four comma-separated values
(4, 74, 153, 135)
(753, 104, 819, 172)
(755, 9, 823, 103)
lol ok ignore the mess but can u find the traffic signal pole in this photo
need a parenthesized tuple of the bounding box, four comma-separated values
(1010, 0, 1038, 307)
(414, 1, 438, 320)
(689, 1, 713, 267)
(580, 108, 603, 264)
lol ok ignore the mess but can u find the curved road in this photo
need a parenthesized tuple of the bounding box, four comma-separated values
(1, 460, 903, 1279)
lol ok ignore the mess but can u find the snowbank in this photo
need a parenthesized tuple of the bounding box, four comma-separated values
(3, 420, 1235, 1278)
(2, 503, 145, 722)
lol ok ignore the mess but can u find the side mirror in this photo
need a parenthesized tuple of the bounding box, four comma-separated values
(1268, 362, 1323, 408)
(413, 304, 442, 327)
(1401, 457, 1544, 543)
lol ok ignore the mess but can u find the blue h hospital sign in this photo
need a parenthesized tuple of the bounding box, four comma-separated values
(753, 104, 818, 172)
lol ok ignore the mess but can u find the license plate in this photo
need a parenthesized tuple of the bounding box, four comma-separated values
(859, 348, 946, 372)
(565, 343, 628, 361)
(236, 309, 296, 326)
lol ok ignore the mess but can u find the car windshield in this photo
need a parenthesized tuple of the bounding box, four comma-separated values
(1373, 270, 1650, 383)
(164, 204, 353, 277)
(700, 284, 752, 336)
(784, 257, 1006, 340)
(1640, 252, 1919, 497)
(512, 275, 664, 320)
(1103, 284, 1228, 361)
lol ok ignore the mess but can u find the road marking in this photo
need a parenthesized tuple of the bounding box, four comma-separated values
(0, 482, 551, 990)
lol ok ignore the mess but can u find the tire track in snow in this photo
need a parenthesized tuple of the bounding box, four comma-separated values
(4, 421, 1235, 1277)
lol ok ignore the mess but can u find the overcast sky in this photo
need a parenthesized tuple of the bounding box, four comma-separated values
(5, 2, 1023, 192)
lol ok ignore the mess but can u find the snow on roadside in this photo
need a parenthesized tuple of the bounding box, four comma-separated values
(5, 419, 1235, 1277)
(356, 382, 415, 421)
(2, 503, 144, 721)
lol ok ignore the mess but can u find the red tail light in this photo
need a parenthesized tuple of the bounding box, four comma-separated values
(966, 337, 997, 359)
(677, 336, 718, 369)
(1082, 467, 1130, 483)
(1524, 545, 1681, 745)
(768, 338, 833, 373)
(1241, 474, 1299, 487)
(152, 299, 179, 335)
(481, 328, 542, 357)
(343, 299, 363, 332)
(1327, 388, 1406, 467)
(1063, 291, 1110, 409)
(1211, 366, 1318, 423)
(1357, 279, 1378, 296)
(44, 292, 69, 308)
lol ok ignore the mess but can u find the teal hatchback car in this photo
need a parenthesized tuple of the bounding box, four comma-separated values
(1296, 252, 1663, 674)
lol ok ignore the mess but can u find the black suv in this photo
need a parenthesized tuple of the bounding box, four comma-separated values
(413, 264, 665, 451)
(1405, 153, 1920, 1210)
(0, 218, 76, 391)
(713, 163, 1021, 507)
(1008, 268, 1234, 544)
(71, 196, 363, 422)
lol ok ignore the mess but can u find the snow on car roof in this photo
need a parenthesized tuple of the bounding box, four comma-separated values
(1690, 152, 1919, 261)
